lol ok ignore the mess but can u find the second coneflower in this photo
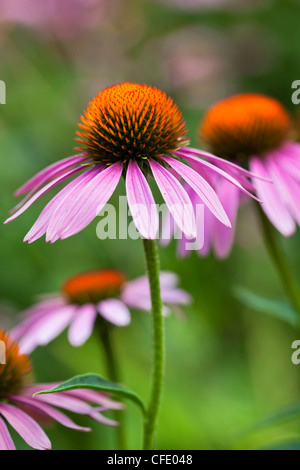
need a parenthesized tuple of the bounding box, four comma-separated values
(11, 269, 191, 353)
(173, 93, 300, 258)
(5, 82, 258, 242)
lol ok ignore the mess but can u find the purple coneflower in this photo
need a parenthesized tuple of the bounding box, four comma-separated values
(0, 329, 123, 450)
(172, 93, 300, 258)
(11, 269, 191, 354)
(5, 82, 259, 243)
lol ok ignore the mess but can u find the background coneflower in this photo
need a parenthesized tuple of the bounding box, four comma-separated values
(179, 93, 300, 317)
(11, 269, 191, 353)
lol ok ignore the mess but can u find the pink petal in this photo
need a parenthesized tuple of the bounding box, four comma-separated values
(15, 155, 86, 197)
(5, 166, 84, 224)
(176, 149, 261, 202)
(64, 389, 124, 410)
(266, 155, 300, 225)
(48, 162, 123, 241)
(10, 395, 91, 432)
(0, 416, 16, 450)
(149, 159, 196, 238)
(161, 288, 192, 305)
(23, 168, 98, 243)
(17, 305, 76, 354)
(0, 403, 51, 450)
(88, 411, 119, 427)
(34, 393, 101, 415)
(44, 165, 105, 242)
(161, 155, 231, 227)
(97, 299, 131, 326)
(177, 146, 268, 180)
(250, 157, 296, 236)
(190, 190, 214, 257)
(213, 179, 240, 259)
(68, 304, 97, 347)
(126, 159, 158, 239)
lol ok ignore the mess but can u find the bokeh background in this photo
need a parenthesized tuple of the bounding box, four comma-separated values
(1, 0, 300, 450)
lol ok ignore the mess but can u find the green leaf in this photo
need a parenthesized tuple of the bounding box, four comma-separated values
(247, 403, 300, 435)
(233, 286, 299, 327)
(34, 373, 145, 415)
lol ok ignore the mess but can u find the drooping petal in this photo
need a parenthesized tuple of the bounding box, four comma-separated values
(45, 165, 105, 242)
(177, 146, 269, 180)
(266, 155, 300, 225)
(190, 189, 214, 257)
(10, 396, 91, 432)
(47, 162, 123, 241)
(15, 155, 87, 197)
(149, 159, 196, 238)
(64, 389, 124, 410)
(213, 179, 240, 259)
(176, 149, 261, 202)
(161, 155, 231, 227)
(126, 159, 158, 239)
(88, 411, 119, 427)
(250, 157, 296, 236)
(160, 288, 192, 305)
(11, 297, 66, 341)
(97, 299, 131, 326)
(17, 305, 76, 354)
(0, 416, 16, 450)
(34, 393, 102, 415)
(0, 403, 51, 450)
(68, 304, 97, 347)
(23, 168, 99, 243)
(4, 166, 84, 224)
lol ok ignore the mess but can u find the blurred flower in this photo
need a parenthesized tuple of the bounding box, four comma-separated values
(174, 94, 299, 258)
(0, 329, 123, 450)
(157, 0, 265, 11)
(11, 269, 191, 353)
(5, 82, 259, 242)
(0, 0, 110, 39)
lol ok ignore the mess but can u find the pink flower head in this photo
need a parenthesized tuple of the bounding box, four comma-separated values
(5, 83, 259, 243)
(174, 93, 299, 259)
(0, 329, 123, 450)
(11, 269, 192, 353)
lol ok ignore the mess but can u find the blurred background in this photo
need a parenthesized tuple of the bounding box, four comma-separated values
(1, 0, 300, 450)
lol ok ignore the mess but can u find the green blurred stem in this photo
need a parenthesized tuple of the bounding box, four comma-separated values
(96, 319, 126, 450)
(257, 206, 300, 317)
(142, 239, 164, 450)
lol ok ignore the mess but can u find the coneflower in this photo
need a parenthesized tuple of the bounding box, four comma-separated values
(0, 330, 123, 450)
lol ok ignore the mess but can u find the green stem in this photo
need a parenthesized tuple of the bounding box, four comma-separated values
(257, 206, 300, 316)
(96, 319, 126, 450)
(142, 239, 164, 450)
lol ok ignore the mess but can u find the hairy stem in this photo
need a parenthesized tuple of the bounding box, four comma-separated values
(142, 238, 164, 450)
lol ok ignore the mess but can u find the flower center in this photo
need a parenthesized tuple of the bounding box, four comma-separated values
(62, 269, 126, 305)
(76, 82, 188, 163)
(0, 330, 32, 398)
(200, 93, 293, 162)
